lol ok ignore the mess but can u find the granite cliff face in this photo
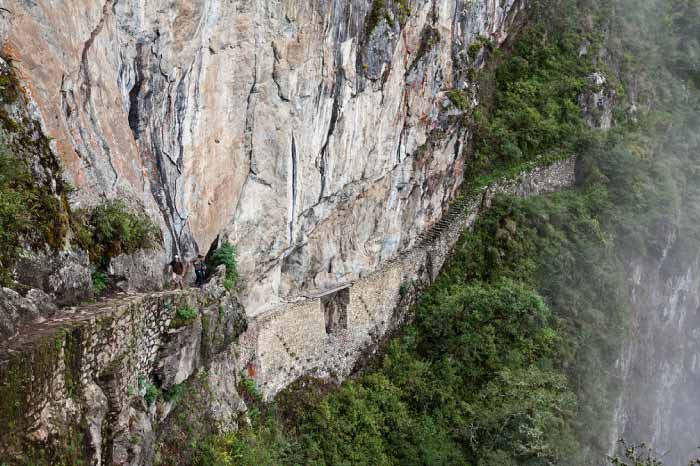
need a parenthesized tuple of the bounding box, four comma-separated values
(611, 249, 700, 466)
(1, 0, 524, 314)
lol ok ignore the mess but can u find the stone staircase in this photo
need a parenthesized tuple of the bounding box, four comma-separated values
(415, 193, 478, 246)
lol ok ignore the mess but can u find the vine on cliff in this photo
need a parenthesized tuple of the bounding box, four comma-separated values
(0, 58, 161, 291)
(0, 60, 73, 287)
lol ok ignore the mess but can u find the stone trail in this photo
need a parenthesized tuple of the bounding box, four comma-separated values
(241, 157, 578, 397)
(0, 290, 188, 359)
(0, 158, 576, 363)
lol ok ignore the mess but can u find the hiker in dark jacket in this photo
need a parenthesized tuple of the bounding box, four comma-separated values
(169, 255, 185, 289)
(192, 254, 207, 289)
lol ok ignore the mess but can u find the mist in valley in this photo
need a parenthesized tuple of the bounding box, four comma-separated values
(601, 0, 700, 463)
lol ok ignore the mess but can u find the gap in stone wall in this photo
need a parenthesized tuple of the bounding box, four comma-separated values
(322, 288, 350, 334)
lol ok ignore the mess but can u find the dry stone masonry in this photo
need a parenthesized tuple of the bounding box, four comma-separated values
(246, 157, 577, 397)
(0, 273, 248, 465)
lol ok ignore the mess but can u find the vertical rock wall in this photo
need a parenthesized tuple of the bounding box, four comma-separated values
(0, 0, 526, 314)
(611, 252, 700, 465)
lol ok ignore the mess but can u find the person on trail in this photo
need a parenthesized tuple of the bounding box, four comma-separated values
(192, 254, 207, 289)
(169, 255, 185, 290)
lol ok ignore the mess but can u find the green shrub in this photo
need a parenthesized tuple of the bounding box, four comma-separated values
(91, 271, 109, 296)
(366, 0, 388, 36)
(365, 0, 410, 37)
(446, 89, 469, 110)
(193, 435, 235, 466)
(238, 377, 261, 403)
(74, 200, 160, 269)
(208, 241, 239, 290)
(172, 306, 199, 328)
(467, 36, 493, 60)
(468, 41, 483, 60)
(144, 384, 161, 407)
(163, 383, 186, 404)
(177, 306, 198, 321)
(398, 279, 415, 298)
(138, 376, 161, 407)
(221, 278, 233, 291)
(394, 0, 411, 26)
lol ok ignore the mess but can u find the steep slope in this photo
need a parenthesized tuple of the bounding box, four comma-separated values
(602, 0, 700, 462)
(0, 159, 575, 466)
(173, 0, 700, 464)
(613, 255, 700, 465)
(5, 0, 698, 464)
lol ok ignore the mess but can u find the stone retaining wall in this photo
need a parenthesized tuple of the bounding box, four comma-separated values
(248, 157, 577, 397)
(0, 278, 246, 466)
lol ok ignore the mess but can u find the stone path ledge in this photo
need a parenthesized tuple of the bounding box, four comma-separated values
(0, 289, 194, 358)
(0, 158, 577, 364)
(242, 157, 577, 331)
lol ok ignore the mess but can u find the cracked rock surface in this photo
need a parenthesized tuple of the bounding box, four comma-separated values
(1, 0, 524, 314)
